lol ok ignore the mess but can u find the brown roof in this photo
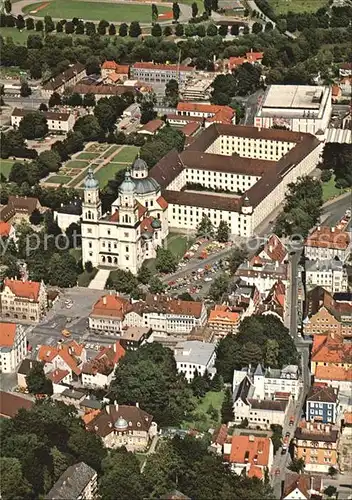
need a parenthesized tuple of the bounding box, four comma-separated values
(163, 189, 241, 212)
(139, 119, 164, 134)
(294, 425, 338, 443)
(90, 294, 131, 319)
(283, 473, 323, 498)
(82, 341, 125, 375)
(12, 108, 71, 121)
(306, 286, 352, 319)
(307, 385, 338, 403)
(72, 84, 136, 96)
(86, 404, 153, 437)
(133, 62, 194, 72)
(0, 391, 33, 418)
(130, 294, 204, 318)
(42, 63, 85, 91)
(180, 122, 201, 137)
(249, 399, 288, 411)
(305, 226, 350, 250)
(0, 323, 17, 347)
(211, 424, 228, 446)
(7, 195, 40, 214)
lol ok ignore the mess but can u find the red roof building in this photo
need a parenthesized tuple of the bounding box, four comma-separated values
(1, 278, 47, 323)
(224, 435, 273, 480)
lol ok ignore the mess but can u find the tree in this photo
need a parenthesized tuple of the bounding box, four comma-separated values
(264, 339, 279, 367)
(324, 486, 337, 498)
(218, 24, 228, 37)
(328, 466, 338, 477)
(49, 92, 61, 108)
(139, 92, 157, 124)
(151, 23, 162, 37)
(175, 23, 184, 36)
(94, 101, 117, 132)
(4, 0, 11, 12)
(110, 343, 194, 426)
(228, 245, 247, 274)
(221, 387, 233, 424)
(27, 362, 53, 395)
(172, 2, 180, 21)
(216, 220, 230, 242)
(164, 79, 179, 107)
(208, 273, 229, 302)
(65, 21, 74, 34)
(149, 275, 165, 294)
(74, 115, 102, 141)
(230, 24, 239, 35)
(156, 247, 177, 273)
(163, 25, 172, 36)
(203, 0, 212, 14)
(137, 262, 151, 284)
(270, 424, 283, 453)
(206, 24, 218, 36)
(191, 1, 198, 17)
(265, 21, 273, 31)
(321, 169, 332, 182)
(211, 0, 218, 11)
(44, 14, 54, 32)
(106, 269, 138, 293)
(119, 23, 128, 36)
(321, 143, 352, 188)
(19, 111, 48, 140)
(20, 81, 31, 97)
(196, 24, 206, 37)
(66, 92, 82, 107)
(241, 342, 263, 366)
(97, 20, 107, 35)
(39, 103, 48, 112)
(129, 21, 141, 38)
(196, 215, 214, 238)
(0, 457, 33, 500)
(152, 3, 158, 22)
(48, 252, 78, 287)
(16, 14, 25, 30)
(210, 373, 223, 391)
(178, 292, 194, 301)
(252, 21, 263, 34)
(108, 23, 116, 35)
(84, 260, 93, 273)
(83, 93, 96, 108)
(288, 457, 305, 473)
(191, 370, 210, 397)
(25, 17, 34, 30)
(29, 208, 42, 225)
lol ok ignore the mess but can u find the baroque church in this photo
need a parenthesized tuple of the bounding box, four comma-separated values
(81, 157, 169, 274)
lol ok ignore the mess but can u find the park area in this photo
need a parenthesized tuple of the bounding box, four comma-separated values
(268, 0, 328, 14)
(182, 391, 224, 432)
(43, 144, 139, 189)
(22, 0, 171, 22)
(0, 160, 15, 179)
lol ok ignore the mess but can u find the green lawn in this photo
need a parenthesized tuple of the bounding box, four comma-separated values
(94, 163, 126, 187)
(76, 152, 100, 160)
(268, 0, 328, 14)
(23, 0, 170, 22)
(0, 28, 32, 44)
(111, 146, 140, 164)
(46, 175, 72, 184)
(322, 174, 344, 202)
(182, 391, 225, 432)
(78, 268, 98, 287)
(65, 160, 89, 169)
(0, 160, 15, 179)
(103, 145, 120, 158)
(166, 233, 192, 259)
(69, 247, 82, 262)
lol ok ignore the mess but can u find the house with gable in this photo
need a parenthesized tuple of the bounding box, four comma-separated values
(1, 278, 47, 323)
(37, 340, 86, 384)
(223, 434, 273, 480)
(81, 341, 125, 388)
(282, 473, 323, 500)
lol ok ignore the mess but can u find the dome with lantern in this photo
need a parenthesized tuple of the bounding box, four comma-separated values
(84, 167, 99, 189)
(151, 218, 161, 230)
(119, 170, 136, 194)
(114, 416, 128, 431)
(129, 155, 160, 195)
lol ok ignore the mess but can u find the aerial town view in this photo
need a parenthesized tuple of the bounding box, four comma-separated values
(0, 0, 351, 497)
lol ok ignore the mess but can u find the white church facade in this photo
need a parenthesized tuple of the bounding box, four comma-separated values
(81, 157, 168, 274)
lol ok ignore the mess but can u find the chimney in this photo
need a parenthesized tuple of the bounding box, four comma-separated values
(115, 403, 119, 412)
(325, 425, 330, 433)
(103, 296, 107, 305)
(331, 227, 335, 233)
(248, 435, 255, 442)
(106, 405, 110, 414)
(317, 226, 321, 231)
(136, 402, 139, 408)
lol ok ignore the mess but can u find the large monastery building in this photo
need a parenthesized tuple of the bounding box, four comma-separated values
(81, 124, 322, 273)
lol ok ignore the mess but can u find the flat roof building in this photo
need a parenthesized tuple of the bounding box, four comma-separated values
(255, 85, 332, 136)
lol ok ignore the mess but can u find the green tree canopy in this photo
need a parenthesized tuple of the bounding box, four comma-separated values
(26, 362, 53, 395)
(19, 111, 48, 139)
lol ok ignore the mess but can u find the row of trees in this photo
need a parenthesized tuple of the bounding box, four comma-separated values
(320, 143, 352, 189)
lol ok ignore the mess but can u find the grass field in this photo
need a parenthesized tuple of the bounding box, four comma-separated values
(94, 162, 126, 187)
(0, 27, 32, 44)
(166, 233, 191, 259)
(65, 160, 89, 169)
(111, 146, 140, 164)
(46, 175, 72, 184)
(322, 174, 344, 202)
(182, 391, 224, 432)
(0, 160, 15, 179)
(76, 152, 100, 160)
(268, 0, 328, 14)
(103, 145, 120, 158)
(23, 0, 170, 22)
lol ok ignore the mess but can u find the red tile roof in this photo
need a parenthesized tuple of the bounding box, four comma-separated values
(180, 122, 201, 137)
(229, 57, 247, 68)
(315, 365, 352, 382)
(312, 333, 352, 365)
(4, 278, 41, 301)
(38, 341, 84, 376)
(131, 294, 204, 318)
(247, 465, 263, 479)
(229, 435, 271, 466)
(306, 226, 350, 250)
(137, 202, 148, 219)
(139, 119, 164, 134)
(91, 294, 131, 319)
(156, 196, 168, 210)
(246, 51, 264, 62)
(47, 369, 69, 384)
(102, 60, 119, 70)
(82, 341, 125, 376)
(0, 391, 33, 418)
(211, 424, 228, 446)
(263, 234, 287, 263)
(0, 221, 11, 237)
(0, 323, 17, 347)
(177, 102, 231, 115)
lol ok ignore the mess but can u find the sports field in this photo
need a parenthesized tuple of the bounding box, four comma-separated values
(268, 0, 327, 14)
(23, 0, 170, 22)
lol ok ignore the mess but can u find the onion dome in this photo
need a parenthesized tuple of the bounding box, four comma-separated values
(114, 416, 128, 431)
(119, 170, 136, 194)
(84, 167, 99, 189)
(151, 218, 161, 229)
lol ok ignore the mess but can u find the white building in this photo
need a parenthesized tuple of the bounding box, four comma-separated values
(131, 62, 195, 83)
(11, 108, 76, 133)
(255, 85, 332, 135)
(53, 199, 82, 231)
(81, 341, 125, 389)
(81, 158, 168, 274)
(174, 340, 216, 382)
(306, 259, 348, 293)
(0, 323, 27, 373)
(41, 62, 86, 98)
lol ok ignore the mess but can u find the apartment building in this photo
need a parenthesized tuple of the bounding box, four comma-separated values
(305, 259, 348, 294)
(101, 60, 129, 80)
(0, 196, 43, 224)
(293, 421, 338, 473)
(37, 340, 86, 382)
(0, 278, 47, 323)
(224, 434, 273, 480)
(47, 462, 98, 500)
(175, 102, 236, 127)
(11, 108, 75, 133)
(306, 385, 339, 424)
(86, 403, 157, 451)
(305, 226, 351, 262)
(174, 340, 216, 382)
(314, 366, 352, 393)
(0, 323, 26, 373)
(88, 294, 132, 333)
(41, 62, 86, 98)
(81, 341, 125, 388)
(310, 332, 352, 376)
(131, 62, 195, 83)
(207, 305, 240, 338)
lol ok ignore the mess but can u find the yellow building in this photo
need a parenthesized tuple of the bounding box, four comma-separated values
(294, 421, 338, 473)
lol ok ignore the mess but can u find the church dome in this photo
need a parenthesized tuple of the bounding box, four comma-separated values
(132, 156, 148, 172)
(114, 416, 128, 430)
(133, 177, 160, 195)
(84, 167, 99, 189)
(119, 171, 136, 194)
(151, 218, 161, 229)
